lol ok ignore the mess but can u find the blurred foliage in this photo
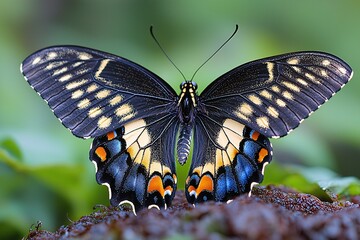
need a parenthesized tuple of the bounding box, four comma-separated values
(0, 0, 360, 238)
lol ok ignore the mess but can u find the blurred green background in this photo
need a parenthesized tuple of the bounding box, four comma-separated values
(1, 0, 360, 238)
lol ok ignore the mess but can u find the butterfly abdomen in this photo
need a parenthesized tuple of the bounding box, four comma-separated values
(177, 123, 193, 165)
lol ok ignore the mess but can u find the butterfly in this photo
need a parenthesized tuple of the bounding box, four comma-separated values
(21, 44, 352, 214)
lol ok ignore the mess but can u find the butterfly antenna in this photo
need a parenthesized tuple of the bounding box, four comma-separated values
(150, 26, 187, 81)
(190, 24, 239, 81)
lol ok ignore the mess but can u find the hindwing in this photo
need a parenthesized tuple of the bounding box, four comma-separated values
(21, 46, 177, 138)
(90, 113, 179, 213)
(186, 114, 272, 204)
(201, 52, 353, 138)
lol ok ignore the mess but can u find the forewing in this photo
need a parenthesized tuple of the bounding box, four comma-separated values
(90, 113, 179, 213)
(185, 114, 272, 204)
(21, 46, 177, 138)
(200, 52, 353, 138)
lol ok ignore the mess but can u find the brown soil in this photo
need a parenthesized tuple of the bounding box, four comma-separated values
(25, 185, 360, 240)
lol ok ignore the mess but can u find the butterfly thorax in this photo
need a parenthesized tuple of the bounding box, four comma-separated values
(177, 81, 198, 165)
(178, 81, 198, 123)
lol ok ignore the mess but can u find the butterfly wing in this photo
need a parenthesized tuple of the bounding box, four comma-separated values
(21, 46, 178, 138)
(200, 52, 353, 138)
(185, 114, 272, 204)
(186, 51, 352, 203)
(90, 114, 179, 213)
(21, 46, 180, 212)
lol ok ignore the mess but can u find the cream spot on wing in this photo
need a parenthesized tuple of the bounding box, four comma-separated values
(47, 52, 58, 60)
(109, 95, 123, 106)
(66, 79, 88, 90)
(115, 104, 133, 118)
(59, 74, 72, 82)
(138, 129, 151, 148)
(282, 91, 294, 100)
(297, 78, 308, 86)
(239, 103, 253, 116)
(95, 59, 110, 79)
(78, 52, 93, 60)
(260, 90, 272, 100)
(53, 67, 68, 76)
(321, 70, 328, 77)
(98, 116, 112, 129)
(149, 161, 162, 175)
(215, 149, 223, 169)
(202, 162, 215, 175)
(305, 73, 316, 81)
(142, 148, 151, 170)
(123, 128, 143, 147)
(72, 89, 84, 99)
(78, 98, 91, 109)
(32, 56, 41, 65)
(271, 86, 280, 93)
(248, 94, 262, 105)
(292, 66, 301, 73)
(267, 106, 279, 118)
(124, 119, 146, 134)
(217, 129, 228, 148)
(72, 62, 83, 68)
(234, 111, 250, 122)
(86, 84, 98, 93)
(223, 118, 245, 133)
(283, 81, 300, 92)
(46, 62, 64, 70)
(123, 119, 147, 147)
(224, 128, 242, 150)
(339, 67, 347, 75)
(266, 62, 274, 81)
(276, 99, 286, 107)
(287, 58, 299, 65)
(322, 59, 330, 66)
(223, 119, 245, 147)
(88, 107, 102, 118)
(129, 142, 140, 160)
(256, 116, 270, 129)
(120, 112, 136, 122)
(132, 147, 143, 167)
(96, 89, 111, 99)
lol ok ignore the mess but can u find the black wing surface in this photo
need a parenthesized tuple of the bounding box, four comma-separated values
(185, 114, 272, 204)
(200, 52, 353, 138)
(90, 113, 179, 213)
(21, 46, 178, 138)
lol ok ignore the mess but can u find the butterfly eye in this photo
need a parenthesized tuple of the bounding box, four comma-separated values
(191, 81, 198, 90)
(180, 81, 187, 89)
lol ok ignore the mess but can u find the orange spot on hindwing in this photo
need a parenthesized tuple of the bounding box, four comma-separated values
(147, 175, 165, 197)
(95, 146, 107, 162)
(106, 131, 116, 140)
(187, 185, 196, 194)
(258, 148, 268, 163)
(196, 175, 214, 195)
(251, 131, 260, 141)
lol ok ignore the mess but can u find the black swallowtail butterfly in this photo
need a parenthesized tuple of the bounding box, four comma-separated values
(21, 40, 352, 214)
